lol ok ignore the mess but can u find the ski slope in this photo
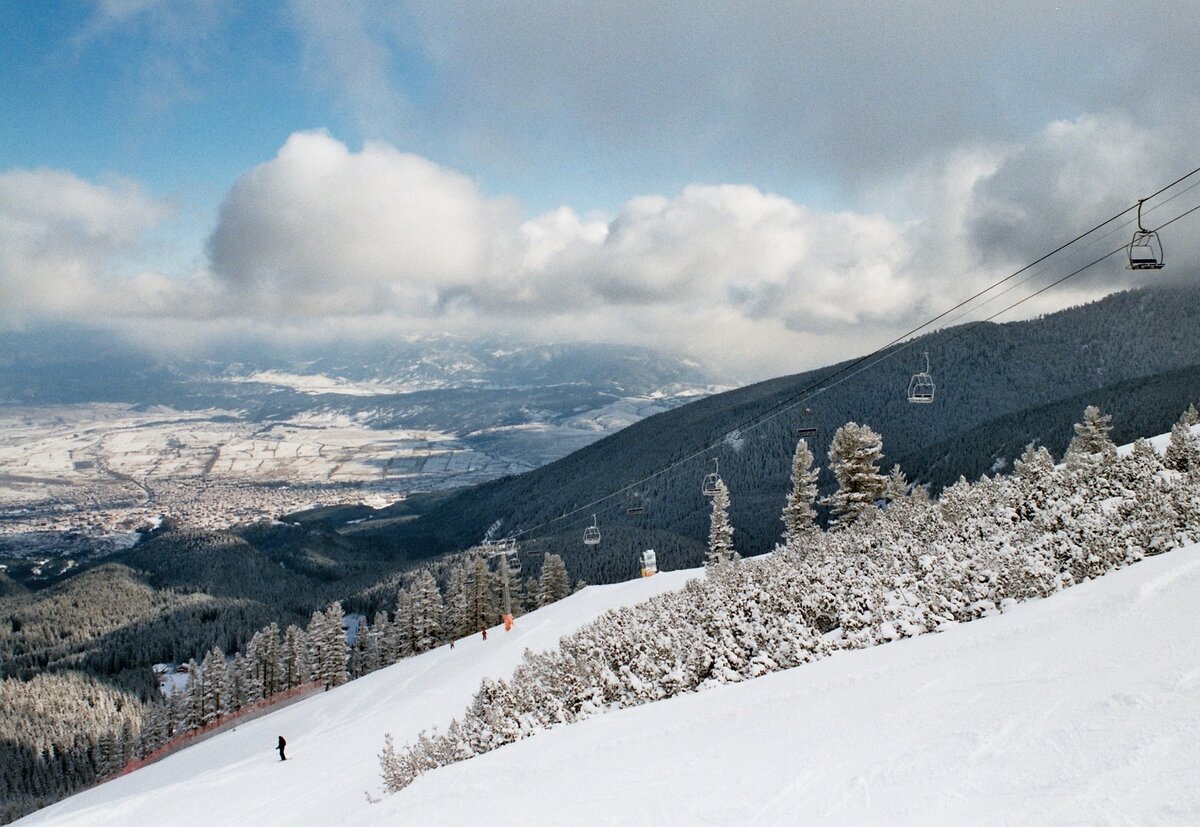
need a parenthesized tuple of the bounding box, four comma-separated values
(24, 548, 1200, 825)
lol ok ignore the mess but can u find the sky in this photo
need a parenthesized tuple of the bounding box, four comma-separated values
(2, 1, 1199, 381)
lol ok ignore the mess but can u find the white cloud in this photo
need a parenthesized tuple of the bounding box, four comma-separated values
(0, 168, 180, 325)
(202, 132, 927, 358)
(6, 110, 1198, 380)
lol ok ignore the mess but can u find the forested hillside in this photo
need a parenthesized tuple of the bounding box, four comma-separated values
(354, 283, 1200, 583)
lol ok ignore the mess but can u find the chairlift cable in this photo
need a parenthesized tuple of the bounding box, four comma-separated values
(507, 170, 1200, 543)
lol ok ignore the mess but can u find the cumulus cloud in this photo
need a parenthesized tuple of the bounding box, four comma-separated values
(206, 132, 921, 333)
(207, 130, 519, 316)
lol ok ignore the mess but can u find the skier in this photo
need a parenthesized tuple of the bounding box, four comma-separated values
(277, 735, 287, 761)
(481, 628, 488, 641)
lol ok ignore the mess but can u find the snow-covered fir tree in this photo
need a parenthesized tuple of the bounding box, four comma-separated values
(538, 554, 571, 607)
(281, 624, 309, 690)
(390, 590, 415, 661)
(1164, 406, 1200, 473)
(706, 478, 735, 567)
(822, 422, 886, 529)
(781, 438, 819, 544)
(443, 561, 470, 640)
(410, 571, 444, 652)
(1065, 405, 1117, 467)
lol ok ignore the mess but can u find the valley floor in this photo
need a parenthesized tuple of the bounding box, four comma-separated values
(22, 546, 1200, 826)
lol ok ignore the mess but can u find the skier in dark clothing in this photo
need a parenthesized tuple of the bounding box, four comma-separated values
(481, 628, 487, 641)
(277, 736, 287, 761)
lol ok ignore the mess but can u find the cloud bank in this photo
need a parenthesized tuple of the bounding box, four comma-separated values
(3, 114, 1196, 379)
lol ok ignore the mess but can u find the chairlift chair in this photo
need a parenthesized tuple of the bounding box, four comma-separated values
(907, 351, 935, 404)
(701, 458, 722, 497)
(640, 548, 657, 577)
(796, 408, 817, 438)
(583, 514, 601, 546)
(1128, 199, 1165, 270)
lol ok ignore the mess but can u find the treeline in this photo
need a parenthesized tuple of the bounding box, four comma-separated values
(377, 405, 1200, 792)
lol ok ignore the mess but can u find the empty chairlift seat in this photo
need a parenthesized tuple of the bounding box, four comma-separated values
(907, 350, 935, 404)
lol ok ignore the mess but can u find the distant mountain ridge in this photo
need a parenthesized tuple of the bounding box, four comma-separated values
(350, 283, 1200, 583)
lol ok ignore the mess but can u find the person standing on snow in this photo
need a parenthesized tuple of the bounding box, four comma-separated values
(277, 735, 287, 761)
(481, 628, 488, 641)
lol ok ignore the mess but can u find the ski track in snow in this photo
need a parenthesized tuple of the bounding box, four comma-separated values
(21, 549, 1200, 826)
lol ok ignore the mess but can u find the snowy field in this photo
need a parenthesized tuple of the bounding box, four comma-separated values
(0, 405, 499, 487)
(22, 545, 1200, 826)
(0, 398, 690, 547)
(0, 405, 527, 547)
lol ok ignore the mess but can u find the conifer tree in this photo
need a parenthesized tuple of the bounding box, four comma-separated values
(706, 478, 735, 567)
(822, 422, 886, 529)
(199, 646, 226, 723)
(444, 561, 470, 640)
(538, 554, 571, 607)
(367, 611, 389, 673)
(781, 438, 819, 545)
(391, 590, 415, 660)
(1065, 405, 1117, 466)
(322, 602, 350, 688)
(281, 624, 309, 689)
(469, 557, 495, 631)
(410, 571, 444, 652)
(1164, 407, 1200, 472)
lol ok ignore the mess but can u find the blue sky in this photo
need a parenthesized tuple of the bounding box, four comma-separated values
(2, 1, 1199, 379)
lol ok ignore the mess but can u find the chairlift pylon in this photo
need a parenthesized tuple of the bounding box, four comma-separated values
(701, 458, 722, 497)
(583, 514, 601, 546)
(1127, 198, 1165, 270)
(485, 536, 521, 574)
(907, 350, 935, 404)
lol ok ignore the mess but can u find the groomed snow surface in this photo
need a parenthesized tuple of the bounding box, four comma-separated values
(23, 547, 1200, 826)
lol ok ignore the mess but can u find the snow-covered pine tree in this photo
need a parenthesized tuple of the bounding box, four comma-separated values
(391, 589, 415, 661)
(1065, 405, 1117, 467)
(822, 422, 886, 530)
(199, 646, 226, 724)
(706, 478, 735, 567)
(444, 561, 470, 640)
(1164, 407, 1200, 473)
(781, 438, 819, 545)
(227, 653, 248, 713)
(281, 624, 309, 689)
(538, 554, 571, 607)
(366, 610, 389, 673)
(410, 571, 445, 652)
(323, 602, 350, 688)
